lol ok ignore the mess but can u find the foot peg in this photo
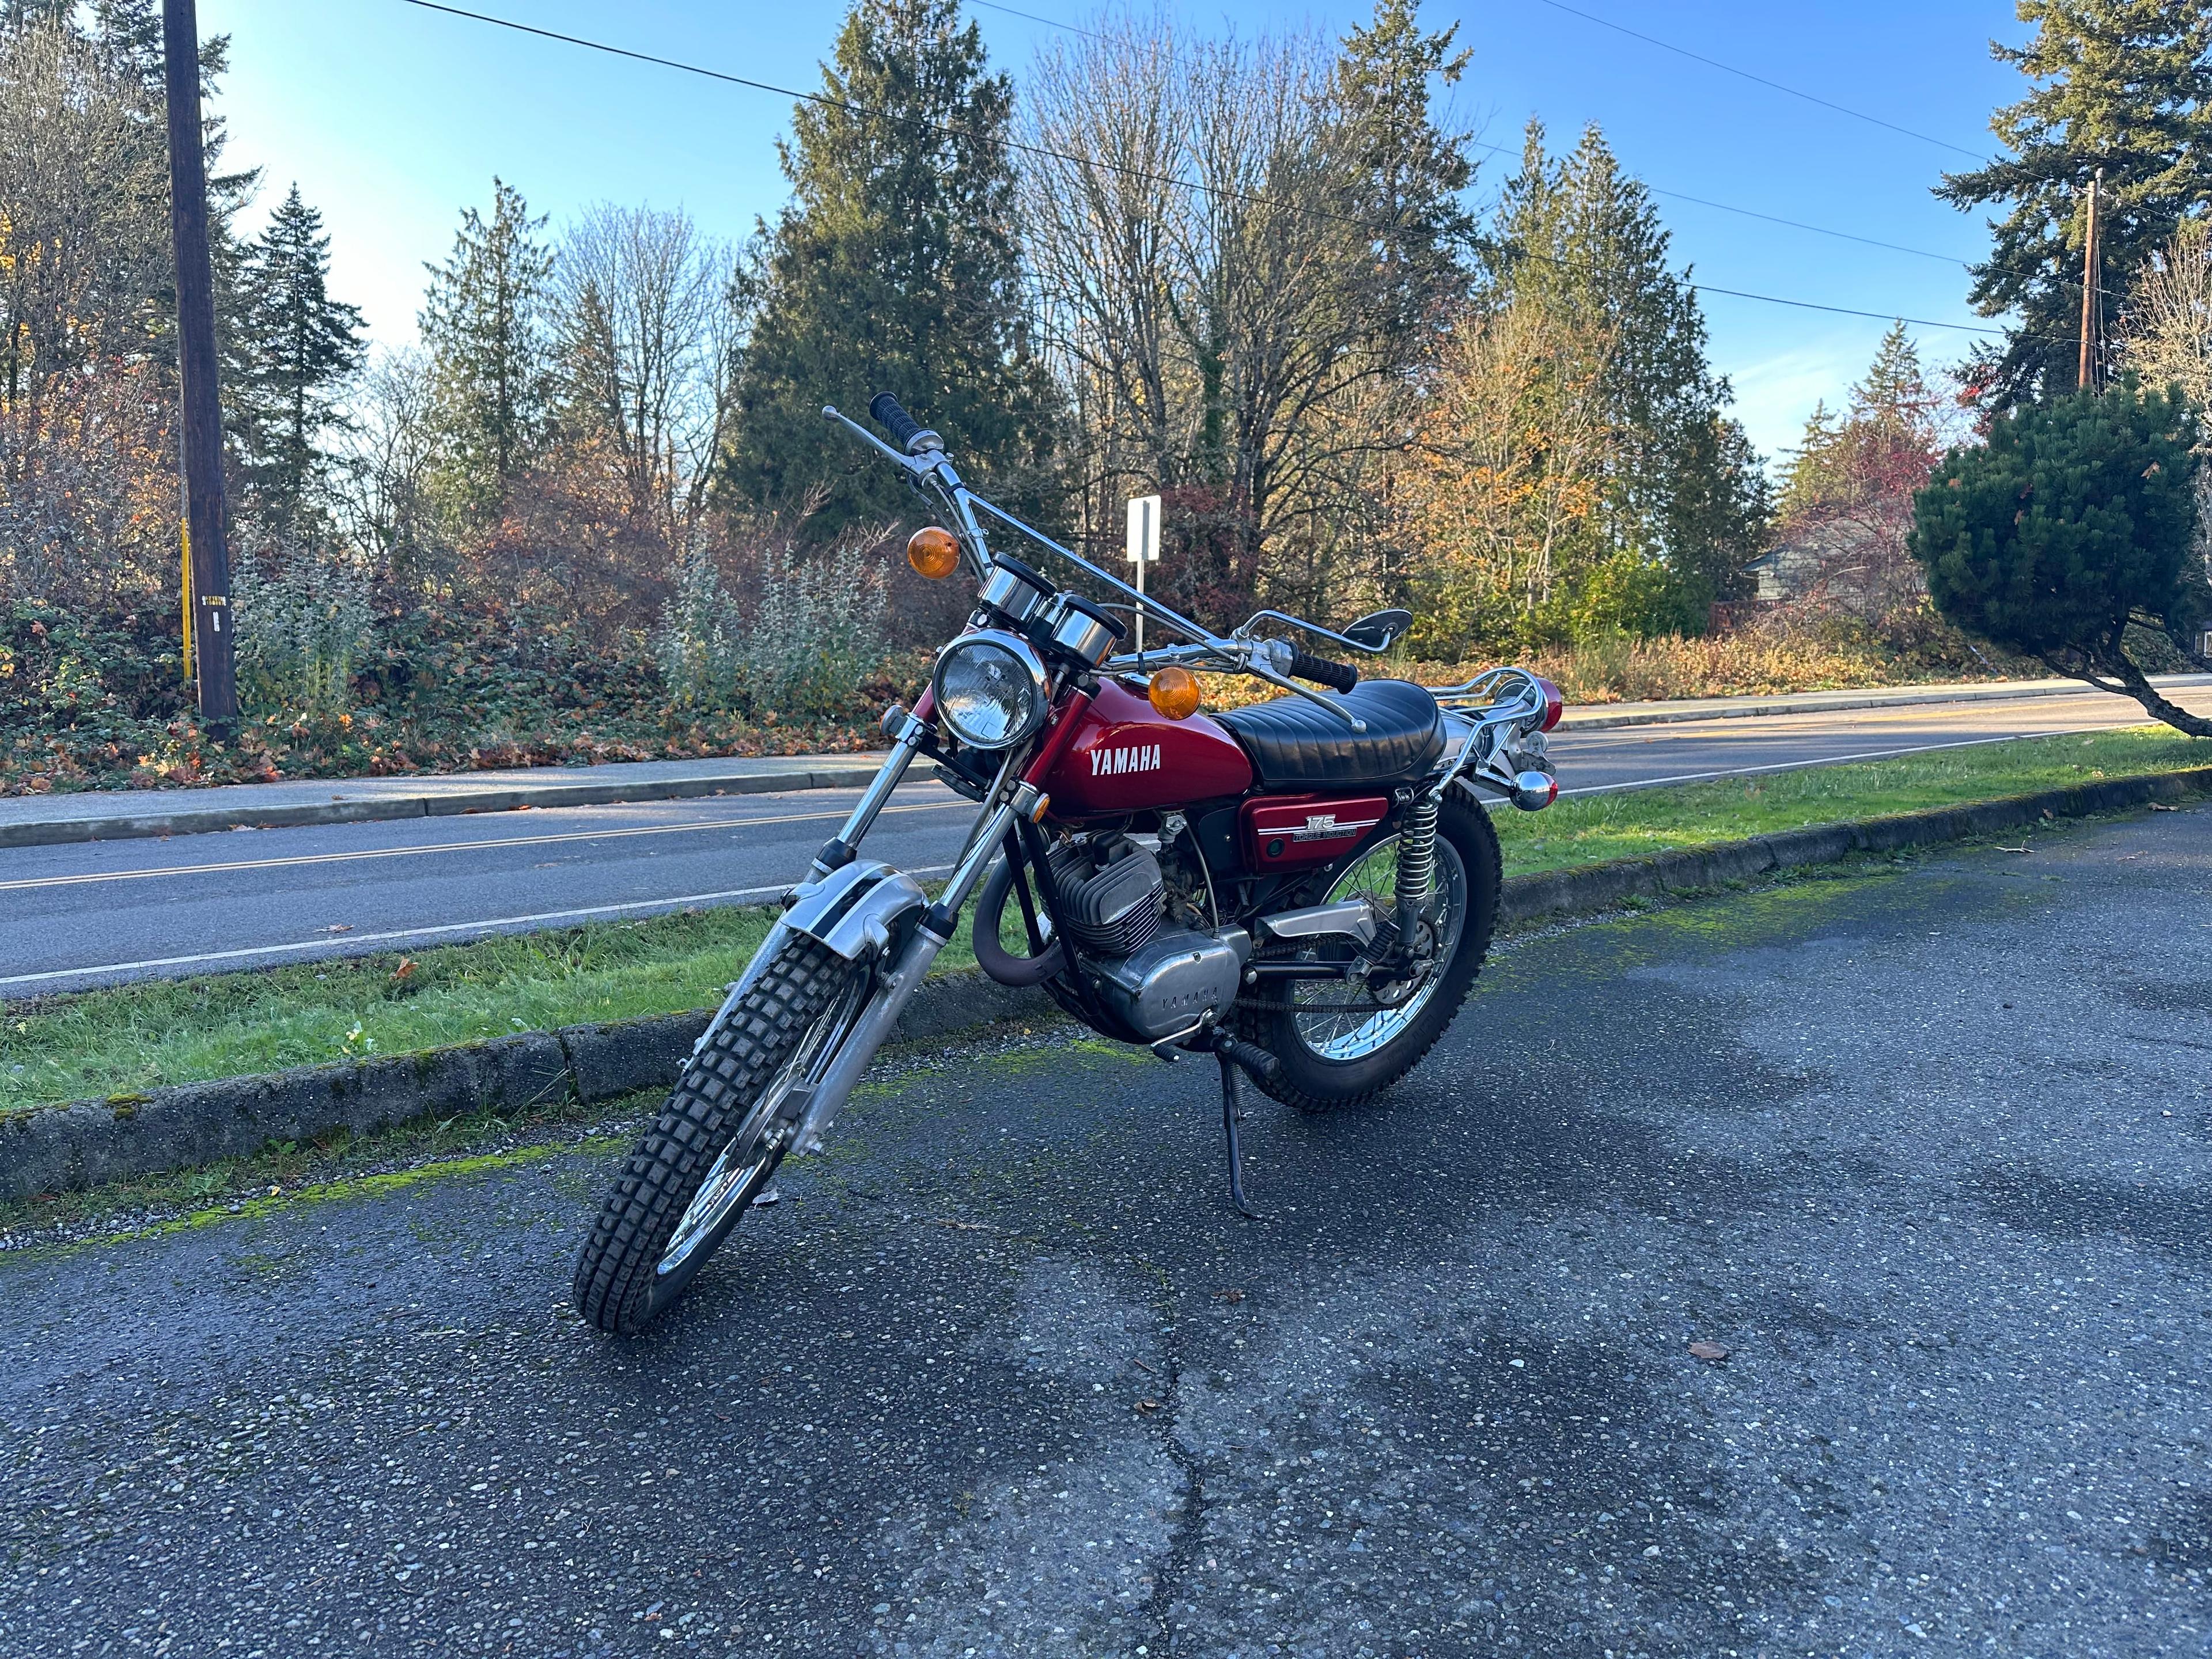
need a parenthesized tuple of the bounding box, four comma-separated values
(1213, 1035, 1282, 1089)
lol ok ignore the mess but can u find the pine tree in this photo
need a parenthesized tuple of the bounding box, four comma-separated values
(722, 0, 1056, 532)
(1938, 0, 2212, 407)
(1487, 122, 1767, 628)
(419, 178, 556, 524)
(232, 184, 364, 530)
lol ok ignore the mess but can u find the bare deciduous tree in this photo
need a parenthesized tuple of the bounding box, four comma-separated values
(332, 346, 440, 585)
(1021, 3, 1472, 623)
(555, 204, 734, 536)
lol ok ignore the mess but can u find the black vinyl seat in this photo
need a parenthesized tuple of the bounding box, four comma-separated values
(1215, 679, 1446, 790)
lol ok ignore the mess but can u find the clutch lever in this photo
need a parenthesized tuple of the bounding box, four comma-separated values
(1245, 662, 1366, 732)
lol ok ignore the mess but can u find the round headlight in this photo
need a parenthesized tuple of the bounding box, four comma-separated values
(933, 631, 1049, 751)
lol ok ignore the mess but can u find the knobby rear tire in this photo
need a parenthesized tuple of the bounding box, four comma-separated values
(1240, 787, 1502, 1114)
(571, 935, 857, 1336)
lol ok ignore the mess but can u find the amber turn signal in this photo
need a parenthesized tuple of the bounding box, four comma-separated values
(1147, 665, 1200, 720)
(907, 525, 960, 579)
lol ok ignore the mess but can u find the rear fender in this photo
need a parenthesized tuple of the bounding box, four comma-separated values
(785, 859, 930, 962)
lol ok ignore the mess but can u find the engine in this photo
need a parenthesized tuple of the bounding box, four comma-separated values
(1046, 833, 1247, 1040)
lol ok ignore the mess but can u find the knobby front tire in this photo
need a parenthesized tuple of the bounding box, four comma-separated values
(571, 935, 862, 1336)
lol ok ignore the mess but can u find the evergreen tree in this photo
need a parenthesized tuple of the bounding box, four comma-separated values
(419, 178, 556, 523)
(1938, 0, 2212, 407)
(1487, 122, 1766, 628)
(232, 184, 365, 529)
(723, 0, 1055, 532)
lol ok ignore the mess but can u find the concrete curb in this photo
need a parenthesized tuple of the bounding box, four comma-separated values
(7, 765, 2208, 1203)
(0, 970, 1054, 1203)
(0, 764, 888, 851)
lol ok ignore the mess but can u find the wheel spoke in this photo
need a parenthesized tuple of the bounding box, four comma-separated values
(1291, 835, 1466, 1061)
(656, 968, 867, 1277)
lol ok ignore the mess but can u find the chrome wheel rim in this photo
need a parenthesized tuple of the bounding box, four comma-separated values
(1290, 834, 1467, 1062)
(657, 972, 866, 1277)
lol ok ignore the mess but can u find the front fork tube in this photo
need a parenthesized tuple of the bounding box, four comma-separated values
(787, 789, 1024, 1155)
(807, 713, 927, 881)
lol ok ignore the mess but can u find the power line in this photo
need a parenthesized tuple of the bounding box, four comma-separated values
(1523, 0, 1994, 165)
(395, 0, 2010, 340)
(991, 3, 1979, 268)
(969, 0, 1102, 39)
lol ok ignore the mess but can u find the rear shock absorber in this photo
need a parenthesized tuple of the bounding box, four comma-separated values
(1393, 793, 1440, 952)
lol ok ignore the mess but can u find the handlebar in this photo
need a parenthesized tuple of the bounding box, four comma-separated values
(1282, 647, 1358, 694)
(868, 392, 937, 454)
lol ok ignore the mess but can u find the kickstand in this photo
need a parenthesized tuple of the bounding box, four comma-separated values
(1214, 1051, 1265, 1221)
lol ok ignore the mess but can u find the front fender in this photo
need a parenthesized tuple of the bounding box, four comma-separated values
(785, 859, 930, 962)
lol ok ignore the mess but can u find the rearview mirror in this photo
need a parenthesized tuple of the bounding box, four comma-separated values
(1344, 608, 1412, 651)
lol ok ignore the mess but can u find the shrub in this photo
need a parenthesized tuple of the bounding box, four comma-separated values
(654, 531, 891, 722)
(1910, 382, 2209, 736)
(231, 536, 377, 719)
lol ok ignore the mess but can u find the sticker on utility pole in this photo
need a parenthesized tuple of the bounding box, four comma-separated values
(1126, 494, 1160, 652)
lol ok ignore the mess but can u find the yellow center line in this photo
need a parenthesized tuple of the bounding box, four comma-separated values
(0, 798, 968, 894)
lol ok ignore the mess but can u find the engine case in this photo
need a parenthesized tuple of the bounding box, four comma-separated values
(1093, 927, 1249, 1040)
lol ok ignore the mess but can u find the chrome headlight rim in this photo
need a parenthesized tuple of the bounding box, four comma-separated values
(931, 629, 1051, 751)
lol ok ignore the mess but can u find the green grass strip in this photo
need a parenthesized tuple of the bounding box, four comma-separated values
(1486, 724, 2202, 874)
(2, 724, 2200, 1113)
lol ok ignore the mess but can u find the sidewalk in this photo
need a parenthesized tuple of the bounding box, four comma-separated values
(3, 673, 2202, 851)
(0, 752, 885, 850)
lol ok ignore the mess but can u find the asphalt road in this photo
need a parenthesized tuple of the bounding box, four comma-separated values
(5, 805, 2207, 1656)
(4, 683, 2207, 998)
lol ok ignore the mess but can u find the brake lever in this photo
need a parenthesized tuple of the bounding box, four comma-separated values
(821, 405, 930, 475)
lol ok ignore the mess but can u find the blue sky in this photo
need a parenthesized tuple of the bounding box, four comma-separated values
(198, 0, 2030, 465)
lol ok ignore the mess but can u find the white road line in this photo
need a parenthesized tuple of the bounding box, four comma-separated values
(0, 867, 960, 988)
(0, 796, 966, 894)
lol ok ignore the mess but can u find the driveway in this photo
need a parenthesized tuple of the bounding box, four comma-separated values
(3, 806, 2207, 1656)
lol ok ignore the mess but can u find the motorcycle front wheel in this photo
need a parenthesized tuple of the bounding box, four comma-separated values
(1238, 787, 1501, 1113)
(572, 935, 868, 1335)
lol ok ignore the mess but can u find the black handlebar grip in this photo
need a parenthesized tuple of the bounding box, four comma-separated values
(1285, 647, 1359, 694)
(869, 391, 925, 451)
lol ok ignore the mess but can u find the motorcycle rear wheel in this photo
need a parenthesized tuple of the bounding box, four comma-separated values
(571, 935, 867, 1335)
(1239, 788, 1501, 1113)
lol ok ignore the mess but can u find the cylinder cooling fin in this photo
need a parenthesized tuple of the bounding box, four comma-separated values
(1050, 838, 1165, 957)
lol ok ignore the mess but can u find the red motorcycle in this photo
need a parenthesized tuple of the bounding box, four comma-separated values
(573, 394, 1562, 1333)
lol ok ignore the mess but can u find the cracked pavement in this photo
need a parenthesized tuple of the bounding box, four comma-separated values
(3, 806, 2209, 1657)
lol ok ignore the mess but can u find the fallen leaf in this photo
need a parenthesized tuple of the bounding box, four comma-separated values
(2150, 802, 2180, 812)
(1215, 1289, 1245, 1304)
(1688, 1340, 1730, 1362)
(1135, 1399, 1161, 1413)
(933, 1218, 994, 1232)
(389, 959, 418, 983)
(323, 924, 353, 934)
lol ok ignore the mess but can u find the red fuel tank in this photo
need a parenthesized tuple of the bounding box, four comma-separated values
(1041, 677, 1253, 818)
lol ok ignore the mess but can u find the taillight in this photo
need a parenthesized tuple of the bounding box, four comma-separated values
(1535, 676, 1565, 733)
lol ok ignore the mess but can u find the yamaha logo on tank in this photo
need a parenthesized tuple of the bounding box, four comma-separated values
(1089, 743, 1163, 777)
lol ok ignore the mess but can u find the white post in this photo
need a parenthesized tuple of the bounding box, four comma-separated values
(1125, 494, 1160, 654)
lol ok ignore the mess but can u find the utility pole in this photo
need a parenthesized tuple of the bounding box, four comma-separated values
(162, 0, 238, 727)
(2078, 168, 2103, 393)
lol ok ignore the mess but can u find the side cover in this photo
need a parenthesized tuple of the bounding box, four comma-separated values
(1239, 793, 1391, 872)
